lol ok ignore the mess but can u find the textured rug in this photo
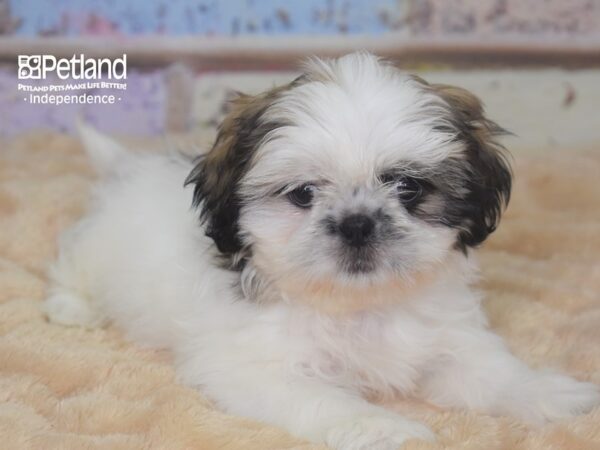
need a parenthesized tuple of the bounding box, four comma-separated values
(1, 132, 599, 449)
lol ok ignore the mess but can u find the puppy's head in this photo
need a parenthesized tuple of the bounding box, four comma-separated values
(186, 53, 511, 312)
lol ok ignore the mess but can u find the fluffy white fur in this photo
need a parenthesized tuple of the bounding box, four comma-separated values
(45, 54, 599, 450)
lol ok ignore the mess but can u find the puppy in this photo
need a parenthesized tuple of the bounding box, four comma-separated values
(45, 53, 599, 449)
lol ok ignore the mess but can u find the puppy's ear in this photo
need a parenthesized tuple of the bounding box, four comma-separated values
(184, 88, 287, 268)
(432, 84, 513, 250)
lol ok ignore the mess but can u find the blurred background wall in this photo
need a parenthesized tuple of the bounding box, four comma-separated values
(4, 0, 600, 39)
(1, 0, 599, 151)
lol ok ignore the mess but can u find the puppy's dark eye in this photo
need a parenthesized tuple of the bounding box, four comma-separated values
(395, 177, 422, 203)
(381, 174, 423, 205)
(287, 184, 316, 208)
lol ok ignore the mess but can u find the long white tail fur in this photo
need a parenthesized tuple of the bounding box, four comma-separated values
(76, 120, 128, 174)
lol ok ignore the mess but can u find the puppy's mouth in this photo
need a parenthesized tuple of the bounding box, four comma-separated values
(339, 247, 378, 275)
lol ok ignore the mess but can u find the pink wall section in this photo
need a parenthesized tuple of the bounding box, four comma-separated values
(0, 67, 166, 136)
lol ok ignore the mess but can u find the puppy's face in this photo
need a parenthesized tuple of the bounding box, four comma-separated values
(187, 53, 511, 311)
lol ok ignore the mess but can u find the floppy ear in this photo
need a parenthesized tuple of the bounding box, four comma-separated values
(432, 84, 513, 250)
(184, 88, 288, 269)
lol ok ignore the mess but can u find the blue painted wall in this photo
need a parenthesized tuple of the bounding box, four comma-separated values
(8, 0, 406, 36)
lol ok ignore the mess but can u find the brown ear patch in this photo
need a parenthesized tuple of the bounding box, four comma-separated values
(431, 84, 485, 122)
(414, 77, 513, 250)
(185, 79, 302, 269)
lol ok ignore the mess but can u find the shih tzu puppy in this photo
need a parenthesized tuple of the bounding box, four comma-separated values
(45, 53, 599, 449)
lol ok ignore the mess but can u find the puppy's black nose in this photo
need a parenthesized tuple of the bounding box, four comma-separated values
(338, 214, 375, 247)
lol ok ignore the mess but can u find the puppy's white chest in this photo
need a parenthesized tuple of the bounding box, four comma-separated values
(291, 310, 433, 396)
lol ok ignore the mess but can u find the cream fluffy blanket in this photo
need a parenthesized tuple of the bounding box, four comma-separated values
(1, 132, 599, 449)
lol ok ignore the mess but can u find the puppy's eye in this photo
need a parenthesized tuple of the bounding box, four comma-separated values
(395, 177, 422, 203)
(287, 184, 316, 209)
(381, 175, 423, 204)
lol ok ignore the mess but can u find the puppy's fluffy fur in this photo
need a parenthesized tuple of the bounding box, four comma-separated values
(45, 53, 599, 449)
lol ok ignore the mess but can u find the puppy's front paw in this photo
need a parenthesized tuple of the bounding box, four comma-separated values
(44, 292, 105, 328)
(536, 372, 600, 422)
(325, 415, 434, 450)
(513, 371, 600, 424)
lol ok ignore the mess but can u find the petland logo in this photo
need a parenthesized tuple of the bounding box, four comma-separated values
(17, 54, 128, 105)
(18, 54, 127, 80)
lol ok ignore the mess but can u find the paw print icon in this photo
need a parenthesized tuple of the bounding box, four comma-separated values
(18, 55, 43, 79)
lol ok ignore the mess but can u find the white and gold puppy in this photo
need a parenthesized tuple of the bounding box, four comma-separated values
(45, 53, 599, 449)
